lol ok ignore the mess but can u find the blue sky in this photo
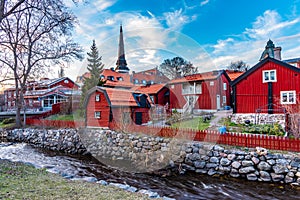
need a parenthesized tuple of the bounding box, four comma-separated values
(63, 0, 300, 80)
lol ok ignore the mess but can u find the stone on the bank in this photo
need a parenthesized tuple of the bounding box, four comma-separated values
(258, 161, 271, 171)
(232, 161, 241, 169)
(220, 158, 231, 166)
(239, 166, 255, 174)
(260, 171, 271, 182)
(247, 173, 257, 181)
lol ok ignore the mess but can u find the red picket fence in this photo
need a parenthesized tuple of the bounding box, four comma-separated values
(26, 118, 84, 128)
(25, 119, 300, 152)
(109, 123, 300, 152)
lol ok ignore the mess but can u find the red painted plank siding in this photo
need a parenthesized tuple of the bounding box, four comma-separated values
(235, 61, 300, 113)
(86, 91, 110, 127)
(169, 73, 230, 110)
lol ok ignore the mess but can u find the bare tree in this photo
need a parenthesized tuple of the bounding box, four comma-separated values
(227, 60, 249, 72)
(158, 56, 197, 79)
(0, 0, 26, 23)
(0, 0, 83, 127)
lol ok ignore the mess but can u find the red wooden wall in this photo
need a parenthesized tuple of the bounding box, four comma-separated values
(234, 61, 300, 113)
(86, 91, 110, 127)
(169, 74, 230, 111)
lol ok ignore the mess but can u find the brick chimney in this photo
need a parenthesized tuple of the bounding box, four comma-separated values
(274, 47, 282, 60)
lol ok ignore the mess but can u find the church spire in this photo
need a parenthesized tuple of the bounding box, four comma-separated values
(115, 24, 129, 73)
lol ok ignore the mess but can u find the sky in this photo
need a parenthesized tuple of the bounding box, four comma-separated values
(61, 0, 300, 80)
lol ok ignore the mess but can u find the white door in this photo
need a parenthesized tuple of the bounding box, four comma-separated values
(216, 95, 221, 110)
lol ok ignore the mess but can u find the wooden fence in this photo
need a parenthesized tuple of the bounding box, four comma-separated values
(25, 119, 300, 152)
(26, 118, 84, 128)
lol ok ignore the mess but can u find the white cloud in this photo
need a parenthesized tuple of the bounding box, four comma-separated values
(163, 9, 193, 30)
(200, 0, 210, 7)
(244, 10, 300, 40)
(204, 10, 300, 69)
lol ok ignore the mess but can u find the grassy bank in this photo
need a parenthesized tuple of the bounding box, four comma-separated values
(0, 160, 152, 200)
(171, 117, 211, 130)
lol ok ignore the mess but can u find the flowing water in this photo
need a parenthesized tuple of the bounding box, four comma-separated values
(0, 142, 299, 200)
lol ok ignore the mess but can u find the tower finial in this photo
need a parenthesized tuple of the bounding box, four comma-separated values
(115, 24, 129, 73)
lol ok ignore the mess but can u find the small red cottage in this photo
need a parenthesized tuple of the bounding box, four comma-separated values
(168, 70, 233, 114)
(84, 86, 151, 128)
(231, 57, 300, 114)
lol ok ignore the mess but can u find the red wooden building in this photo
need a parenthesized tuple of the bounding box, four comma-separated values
(84, 87, 151, 128)
(168, 70, 234, 113)
(4, 77, 79, 112)
(231, 57, 300, 114)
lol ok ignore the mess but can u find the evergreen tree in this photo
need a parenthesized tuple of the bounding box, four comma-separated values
(81, 40, 104, 106)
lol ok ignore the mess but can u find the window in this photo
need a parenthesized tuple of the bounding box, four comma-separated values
(134, 79, 139, 84)
(150, 81, 154, 85)
(263, 70, 277, 83)
(170, 85, 174, 89)
(100, 75, 105, 79)
(117, 77, 123, 81)
(107, 76, 114, 81)
(195, 83, 202, 94)
(223, 96, 226, 103)
(280, 91, 296, 104)
(64, 79, 69, 84)
(95, 111, 101, 119)
(182, 83, 192, 95)
(149, 95, 154, 103)
(210, 81, 214, 86)
(95, 94, 100, 102)
(182, 83, 202, 94)
(142, 80, 147, 85)
(223, 83, 227, 90)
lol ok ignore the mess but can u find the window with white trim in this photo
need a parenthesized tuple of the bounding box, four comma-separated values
(95, 94, 100, 102)
(280, 91, 296, 104)
(263, 70, 277, 83)
(195, 83, 202, 94)
(223, 83, 227, 90)
(223, 96, 226, 103)
(210, 81, 214, 86)
(95, 111, 101, 119)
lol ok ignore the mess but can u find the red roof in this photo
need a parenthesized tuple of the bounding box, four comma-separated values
(132, 84, 166, 94)
(168, 71, 221, 84)
(104, 87, 138, 106)
(101, 69, 133, 88)
(225, 70, 244, 81)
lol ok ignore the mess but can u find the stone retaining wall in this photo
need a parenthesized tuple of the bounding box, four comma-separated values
(231, 113, 286, 128)
(1, 128, 300, 185)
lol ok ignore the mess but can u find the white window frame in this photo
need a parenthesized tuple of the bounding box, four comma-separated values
(223, 83, 227, 91)
(280, 90, 296, 104)
(95, 94, 100, 102)
(210, 81, 214, 86)
(95, 111, 101, 119)
(223, 96, 226, 103)
(263, 70, 277, 83)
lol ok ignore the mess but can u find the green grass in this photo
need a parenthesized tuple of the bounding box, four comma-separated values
(0, 122, 15, 129)
(0, 160, 153, 200)
(171, 117, 211, 130)
(47, 110, 84, 121)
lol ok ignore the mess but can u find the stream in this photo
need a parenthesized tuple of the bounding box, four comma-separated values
(0, 142, 299, 200)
